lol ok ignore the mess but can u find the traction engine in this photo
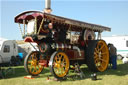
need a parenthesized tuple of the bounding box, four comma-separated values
(14, 0, 111, 80)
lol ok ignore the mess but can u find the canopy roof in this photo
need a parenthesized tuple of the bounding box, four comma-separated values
(15, 11, 44, 24)
(15, 11, 111, 32)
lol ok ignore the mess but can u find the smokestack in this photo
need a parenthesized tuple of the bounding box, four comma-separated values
(44, 0, 52, 13)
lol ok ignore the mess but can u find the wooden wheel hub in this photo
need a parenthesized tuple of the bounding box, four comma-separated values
(31, 60, 37, 66)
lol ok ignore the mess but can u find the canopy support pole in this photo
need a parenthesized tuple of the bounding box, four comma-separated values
(97, 31, 102, 40)
(34, 17, 37, 34)
(23, 20, 26, 36)
(18, 23, 24, 38)
(38, 18, 45, 35)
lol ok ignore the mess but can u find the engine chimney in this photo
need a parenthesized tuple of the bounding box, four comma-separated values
(44, 0, 52, 13)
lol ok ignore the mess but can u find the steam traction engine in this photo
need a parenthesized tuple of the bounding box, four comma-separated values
(15, 11, 111, 80)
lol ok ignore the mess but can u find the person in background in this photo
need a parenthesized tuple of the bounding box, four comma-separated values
(108, 44, 112, 68)
(108, 43, 117, 69)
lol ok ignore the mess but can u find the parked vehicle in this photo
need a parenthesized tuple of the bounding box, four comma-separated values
(18, 42, 39, 59)
(102, 35, 128, 59)
(14, 0, 111, 80)
(0, 39, 19, 66)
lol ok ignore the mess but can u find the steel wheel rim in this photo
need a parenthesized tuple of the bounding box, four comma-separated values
(94, 40, 109, 72)
(27, 52, 43, 75)
(53, 52, 69, 77)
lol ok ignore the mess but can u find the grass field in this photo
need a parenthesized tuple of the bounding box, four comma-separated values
(0, 60, 128, 85)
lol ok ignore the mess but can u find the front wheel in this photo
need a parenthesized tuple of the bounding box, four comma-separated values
(24, 51, 44, 76)
(49, 51, 70, 80)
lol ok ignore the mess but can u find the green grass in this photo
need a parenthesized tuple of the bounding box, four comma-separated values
(0, 60, 128, 85)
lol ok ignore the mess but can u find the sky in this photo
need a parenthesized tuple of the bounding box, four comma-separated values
(0, 0, 128, 40)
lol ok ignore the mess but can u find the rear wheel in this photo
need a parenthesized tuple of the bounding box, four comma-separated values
(86, 40, 109, 72)
(49, 51, 70, 80)
(24, 51, 44, 76)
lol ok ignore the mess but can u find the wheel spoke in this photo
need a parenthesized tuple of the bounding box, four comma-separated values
(96, 42, 100, 49)
(95, 48, 99, 54)
(32, 68, 35, 73)
(29, 56, 32, 60)
(99, 44, 105, 51)
(59, 55, 62, 59)
(96, 61, 101, 67)
(99, 59, 107, 63)
(61, 67, 64, 73)
(32, 54, 34, 60)
(34, 66, 37, 72)
(101, 52, 107, 55)
(37, 65, 40, 70)
(55, 56, 58, 63)
(100, 64, 104, 69)
(95, 58, 99, 64)
(55, 68, 59, 74)
(28, 65, 33, 72)
(28, 61, 32, 64)
(94, 52, 98, 59)
(62, 57, 65, 63)
(58, 55, 62, 64)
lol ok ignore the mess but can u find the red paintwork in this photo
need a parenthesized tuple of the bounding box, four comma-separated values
(15, 11, 44, 24)
(66, 50, 75, 60)
(65, 50, 85, 60)
(80, 41, 85, 46)
(39, 60, 48, 67)
(24, 37, 34, 42)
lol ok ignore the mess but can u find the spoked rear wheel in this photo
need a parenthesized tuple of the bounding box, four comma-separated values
(24, 51, 44, 76)
(86, 40, 109, 72)
(49, 51, 70, 80)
